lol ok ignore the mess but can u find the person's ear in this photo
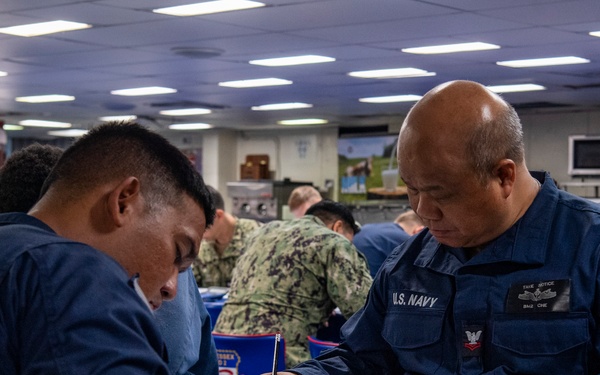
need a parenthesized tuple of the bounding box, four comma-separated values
(494, 159, 516, 198)
(407, 224, 425, 236)
(331, 219, 344, 234)
(215, 209, 225, 220)
(108, 176, 141, 227)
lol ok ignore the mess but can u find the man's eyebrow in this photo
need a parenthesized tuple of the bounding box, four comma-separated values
(402, 179, 443, 193)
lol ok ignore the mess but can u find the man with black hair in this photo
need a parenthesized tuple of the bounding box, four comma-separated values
(214, 199, 372, 368)
(192, 185, 262, 287)
(0, 122, 216, 374)
(0, 143, 63, 213)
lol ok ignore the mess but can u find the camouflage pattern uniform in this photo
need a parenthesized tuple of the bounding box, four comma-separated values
(192, 217, 261, 287)
(213, 215, 372, 368)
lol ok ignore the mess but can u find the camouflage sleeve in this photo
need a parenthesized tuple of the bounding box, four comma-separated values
(191, 256, 203, 287)
(325, 239, 373, 318)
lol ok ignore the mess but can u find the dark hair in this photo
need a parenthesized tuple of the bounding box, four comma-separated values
(305, 199, 360, 235)
(467, 99, 524, 184)
(0, 143, 63, 213)
(206, 185, 225, 210)
(42, 121, 215, 226)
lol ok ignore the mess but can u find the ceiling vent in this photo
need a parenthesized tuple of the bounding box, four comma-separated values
(171, 47, 224, 59)
(149, 100, 228, 110)
(512, 102, 572, 110)
(564, 83, 600, 90)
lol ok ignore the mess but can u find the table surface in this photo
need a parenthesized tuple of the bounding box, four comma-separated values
(367, 186, 408, 196)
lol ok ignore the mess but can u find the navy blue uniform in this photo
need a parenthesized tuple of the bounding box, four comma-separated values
(290, 172, 600, 374)
(155, 268, 219, 375)
(0, 213, 170, 374)
(353, 222, 410, 277)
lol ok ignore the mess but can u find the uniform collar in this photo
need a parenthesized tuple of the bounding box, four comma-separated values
(415, 171, 556, 275)
(0, 212, 56, 233)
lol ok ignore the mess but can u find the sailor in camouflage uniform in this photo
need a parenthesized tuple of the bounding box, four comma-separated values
(214, 200, 372, 367)
(192, 186, 262, 287)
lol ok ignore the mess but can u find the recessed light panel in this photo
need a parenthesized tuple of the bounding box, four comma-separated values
(218, 78, 292, 88)
(249, 55, 335, 66)
(48, 129, 88, 137)
(15, 94, 75, 103)
(99, 115, 138, 122)
(251, 102, 312, 111)
(402, 42, 500, 54)
(160, 108, 212, 116)
(19, 119, 71, 128)
(496, 56, 590, 68)
(348, 68, 435, 79)
(169, 123, 213, 130)
(0, 20, 91, 37)
(154, 1, 265, 16)
(486, 84, 546, 93)
(110, 86, 177, 96)
(3, 124, 23, 131)
(359, 95, 422, 103)
(278, 118, 328, 126)
(589, 31, 600, 38)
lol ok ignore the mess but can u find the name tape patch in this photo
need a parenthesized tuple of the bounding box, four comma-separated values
(506, 279, 570, 313)
(390, 290, 441, 309)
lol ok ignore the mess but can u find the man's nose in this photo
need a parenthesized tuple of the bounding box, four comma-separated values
(160, 270, 179, 301)
(414, 195, 442, 221)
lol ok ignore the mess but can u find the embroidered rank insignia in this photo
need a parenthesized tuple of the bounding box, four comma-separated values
(506, 279, 570, 313)
(461, 323, 484, 357)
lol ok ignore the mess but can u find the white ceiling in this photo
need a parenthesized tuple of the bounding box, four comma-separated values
(1, 0, 600, 139)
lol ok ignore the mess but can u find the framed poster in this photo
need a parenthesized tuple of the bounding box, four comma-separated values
(338, 135, 403, 202)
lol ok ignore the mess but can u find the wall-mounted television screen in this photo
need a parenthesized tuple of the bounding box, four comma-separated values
(568, 135, 600, 177)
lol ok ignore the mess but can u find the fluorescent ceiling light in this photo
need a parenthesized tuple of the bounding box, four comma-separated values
(589, 31, 600, 37)
(218, 78, 292, 88)
(0, 20, 91, 37)
(278, 118, 328, 126)
(160, 108, 212, 116)
(0, 71, 7, 77)
(402, 42, 500, 54)
(486, 84, 546, 93)
(15, 94, 75, 103)
(249, 55, 335, 67)
(348, 68, 435, 79)
(48, 129, 88, 137)
(169, 123, 213, 130)
(99, 115, 138, 122)
(3, 124, 23, 131)
(251, 102, 313, 111)
(359, 95, 422, 103)
(19, 119, 71, 128)
(153, 0, 265, 16)
(496, 56, 590, 68)
(111, 86, 177, 96)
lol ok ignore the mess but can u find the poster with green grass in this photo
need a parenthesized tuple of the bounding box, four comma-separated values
(338, 135, 405, 203)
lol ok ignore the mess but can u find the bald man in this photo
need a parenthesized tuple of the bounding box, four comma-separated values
(280, 80, 600, 374)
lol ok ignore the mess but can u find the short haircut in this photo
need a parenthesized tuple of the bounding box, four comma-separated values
(467, 101, 524, 184)
(288, 185, 321, 211)
(0, 143, 63, 213)
(305, 199, 360, 235)
(41, 122, 215, 226)
(206, 185, 225, 210)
